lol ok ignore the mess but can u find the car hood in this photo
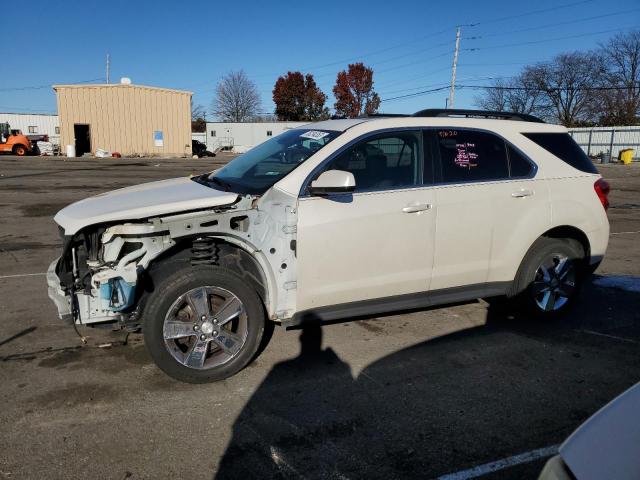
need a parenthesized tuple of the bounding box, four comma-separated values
(55, 177, 239, 234)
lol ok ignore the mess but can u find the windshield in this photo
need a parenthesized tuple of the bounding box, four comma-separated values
(197, 128, 341, 195)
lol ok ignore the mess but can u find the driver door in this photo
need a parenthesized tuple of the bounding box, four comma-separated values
(296, 130, 436, 311)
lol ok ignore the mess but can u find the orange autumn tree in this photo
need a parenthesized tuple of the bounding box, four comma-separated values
(332, 62, 381, 118)
(272, 71, 329, 121)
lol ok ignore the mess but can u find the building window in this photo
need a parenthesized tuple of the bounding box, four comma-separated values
(55, 126, 60, 134)
(211, 130, 216, 137)
(28, 126, 38, 134)
(266, 130, 273, 137)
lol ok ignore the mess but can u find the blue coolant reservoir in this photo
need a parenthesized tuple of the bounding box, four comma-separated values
(99, 278, 136, 312)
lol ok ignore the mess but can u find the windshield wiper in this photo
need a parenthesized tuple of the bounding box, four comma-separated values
(205, 176, 232, 192)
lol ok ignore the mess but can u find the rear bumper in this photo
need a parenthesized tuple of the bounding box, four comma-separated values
(46, 258, 73, 323)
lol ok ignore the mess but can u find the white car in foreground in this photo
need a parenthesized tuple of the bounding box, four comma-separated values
(48, 109, 610, 383)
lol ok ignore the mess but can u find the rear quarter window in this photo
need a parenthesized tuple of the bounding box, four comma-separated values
(523, 132, 597, 174)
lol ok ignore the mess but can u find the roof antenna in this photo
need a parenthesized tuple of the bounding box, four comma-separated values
(106, 53, 110, 84)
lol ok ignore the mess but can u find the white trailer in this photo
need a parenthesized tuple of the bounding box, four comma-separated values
(204, 121, 307, 152)
(0, 112, 60, 145)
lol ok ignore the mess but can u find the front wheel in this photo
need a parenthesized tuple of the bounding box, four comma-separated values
(142, 266, 267, 383)
(13, 144, 27, 156)
(510, 237, 586, 318)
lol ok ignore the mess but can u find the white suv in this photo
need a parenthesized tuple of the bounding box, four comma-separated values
(47, 109, 610, 383)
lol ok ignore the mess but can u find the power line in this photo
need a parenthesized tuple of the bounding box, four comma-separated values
(472, 0, 595, 26)
(252, 23, 632, 94)
(476, 8, 640, 39)
(460, 84, 640, 92)
(463, 27, 637, 52)
(380, 83, 639, 103)
(382, 86, 450, 103)
(375, 66, 452, 90)
(195, 3, 633, 110)
(0, 78, 106, 92)
(192, 0, 599, 92)
(253, 28, 454, 77)
(379, 76, 505, 96)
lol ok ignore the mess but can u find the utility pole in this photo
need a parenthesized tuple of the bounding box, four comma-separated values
(449, 27, 461, 109)
(106, 53, 110, 84)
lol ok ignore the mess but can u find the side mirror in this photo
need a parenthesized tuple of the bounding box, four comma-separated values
(309, 170, 356, 195)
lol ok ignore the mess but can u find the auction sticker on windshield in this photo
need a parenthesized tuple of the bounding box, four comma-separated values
(300, 130, 329, 140)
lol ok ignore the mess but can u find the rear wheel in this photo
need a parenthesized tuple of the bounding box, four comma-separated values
(142, 266, 267, 383)
(13, 144, 27, 156)
(510, 237, 585, 318)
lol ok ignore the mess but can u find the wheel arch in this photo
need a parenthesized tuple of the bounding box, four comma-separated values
(508, 224, 591, 297)
(141, 235, 276, 320)
(541, 225, 590, 261)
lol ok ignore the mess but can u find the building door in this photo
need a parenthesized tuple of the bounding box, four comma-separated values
(74, 124, 91, 156)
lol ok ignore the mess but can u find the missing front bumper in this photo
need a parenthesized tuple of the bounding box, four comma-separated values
(46, 258, 73, 323)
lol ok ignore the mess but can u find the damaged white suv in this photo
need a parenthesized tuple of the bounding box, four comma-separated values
(48, 109, 610, 383)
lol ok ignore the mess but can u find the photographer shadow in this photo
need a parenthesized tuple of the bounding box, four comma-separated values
(214, 279, 640, 479)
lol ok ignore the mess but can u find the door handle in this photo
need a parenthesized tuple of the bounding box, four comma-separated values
(511, 189, 534, 198)
(402, 203, 432, 213)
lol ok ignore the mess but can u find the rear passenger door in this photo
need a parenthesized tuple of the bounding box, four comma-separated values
(425, 128, 546, 290)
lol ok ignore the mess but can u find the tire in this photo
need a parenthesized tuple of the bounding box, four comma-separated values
(13, 144, 27, 156)
(509, 237, 586, 318)
(142, 265, 267, 383)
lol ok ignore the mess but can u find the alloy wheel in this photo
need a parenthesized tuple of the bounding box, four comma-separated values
(532, 254, 577, 312)
(163, 286, 248, 369)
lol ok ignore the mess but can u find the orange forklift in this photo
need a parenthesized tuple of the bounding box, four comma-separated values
(0, 123, 32, 156)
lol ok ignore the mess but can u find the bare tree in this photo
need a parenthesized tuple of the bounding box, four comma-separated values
(474, 78, 508, 111)
(596, 30, 640, 125)
(527, 52, 604, 127)
(212, 70, 261, 122)
(474, 75, 543, 115)
(192, 103, 206, 121)
(506, 71, 544, 115)
(191, 103, 206, 132)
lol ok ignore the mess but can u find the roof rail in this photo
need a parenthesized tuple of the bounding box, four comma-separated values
(412, 108, 545, 123)
(357, 113, 409, 118)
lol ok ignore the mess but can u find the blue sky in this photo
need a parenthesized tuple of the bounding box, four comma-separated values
(1, 0, 638, 116)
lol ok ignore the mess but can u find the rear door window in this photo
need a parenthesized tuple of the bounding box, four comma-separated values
(523, 132, 597, 174)
(434, 129, 509, 183)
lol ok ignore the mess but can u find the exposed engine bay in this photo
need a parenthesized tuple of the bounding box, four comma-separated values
(48, 189, 298, 329)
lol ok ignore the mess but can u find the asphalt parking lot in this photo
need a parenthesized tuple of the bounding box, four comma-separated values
(0, 155, 639, 480)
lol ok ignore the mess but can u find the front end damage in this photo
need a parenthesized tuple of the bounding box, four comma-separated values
(47, 188, 298, 329)
(48, 222, 174, 326)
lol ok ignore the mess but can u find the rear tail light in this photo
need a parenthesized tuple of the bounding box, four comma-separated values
(594, 178, 610, 210)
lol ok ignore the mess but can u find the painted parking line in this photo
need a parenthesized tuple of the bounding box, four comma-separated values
(610, 230, 640, 235)
(579, 329, 639, 344)
(0, 272, 46, 280)
(436, 444, 559, 480)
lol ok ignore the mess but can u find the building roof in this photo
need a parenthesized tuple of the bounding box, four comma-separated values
(52, 83, 192, 95)
(0, 112, 58, 116)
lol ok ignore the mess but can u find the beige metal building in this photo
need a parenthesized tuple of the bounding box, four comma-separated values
(53, 83, 192, 157)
